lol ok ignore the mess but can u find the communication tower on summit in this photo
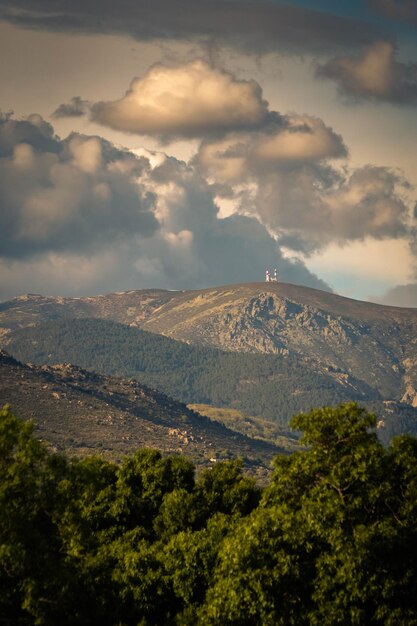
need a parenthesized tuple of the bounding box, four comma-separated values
(265, 268, 278, 282)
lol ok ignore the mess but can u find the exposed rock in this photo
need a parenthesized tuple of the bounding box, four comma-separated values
(1, 281, 417, 409)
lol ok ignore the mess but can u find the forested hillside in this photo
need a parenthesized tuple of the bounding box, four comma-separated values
(2, 404, 417, 625)
(0, 283, 417, 421)
(6, 317, 417, 440)
(5, 318, 371, 425)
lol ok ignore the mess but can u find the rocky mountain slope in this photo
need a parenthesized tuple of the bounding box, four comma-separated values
(0, 289, 176, 337)
(5, 317, 373, 428)
(139, 283, 417, 405)
(1, 282, 417, 409)
(0, 350, 285, 476)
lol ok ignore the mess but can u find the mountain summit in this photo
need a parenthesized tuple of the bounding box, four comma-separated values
(2, 282, 417, 447)
(2, 282, 417, 410)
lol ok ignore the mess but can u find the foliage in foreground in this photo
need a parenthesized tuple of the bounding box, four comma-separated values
(1, 403, 417, 625)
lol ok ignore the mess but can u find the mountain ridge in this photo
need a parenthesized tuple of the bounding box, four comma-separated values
(1, 282, 417, 433)
(0, 348, 286, 477)
(2, 282, 416, 334)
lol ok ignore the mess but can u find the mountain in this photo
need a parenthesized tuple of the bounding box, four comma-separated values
(0, 289, 176, 335)
(138, 282, 417, 404)
(1, 282, 417, 439)
(3, 317, 371, 427)
(0, 349, 287, 477)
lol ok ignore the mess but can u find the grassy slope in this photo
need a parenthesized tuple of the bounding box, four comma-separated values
(188, 404, 301, 450)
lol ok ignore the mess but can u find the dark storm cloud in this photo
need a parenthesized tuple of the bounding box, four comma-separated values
(0, 0, 382, 56)
(316, 41, 417, 104)
(368, 0, 417, 24)
(0, 113, 158, 259)
(52, 96, 90, 119)
(0, 110, 59, 156)
(120, 153, 332, 292)
(189, 212, 332, 292)
(373, 283, 417, 307)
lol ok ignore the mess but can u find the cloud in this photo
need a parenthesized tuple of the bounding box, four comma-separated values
(368, 0, 417, 24)
(91, 60, 269, 140)
(251, 116, 347, 164)
(316, 41, 417, 103)
(321, 166, 409, 240)
(0, 113, 331, 300)
(373, 283, 417, 307)
(128, 151, 331, 291)
(52, 96, 90, 118)
(254, 165, 410, 254)
(0, 110, 59, 156)
(0, 112, 158, 259)
(195, 115, 347, 183)
(0, 0, 381, 57)
(195, 118, 412, 254)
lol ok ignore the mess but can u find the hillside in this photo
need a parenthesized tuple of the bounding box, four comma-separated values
(0, 350, 286, 477)
(1, 283, 417, 407)
(0, 289, 177, 334)
(3, 317, 376, 426)
(1, 282, 417, 440)
(139, 282, 417, 404)
(4, 318, 417, 442)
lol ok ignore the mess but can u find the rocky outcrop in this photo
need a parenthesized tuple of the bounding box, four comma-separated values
(1, 282, 417, 408)
(140, 287, 416, 404)
(0, 349, 282, 476)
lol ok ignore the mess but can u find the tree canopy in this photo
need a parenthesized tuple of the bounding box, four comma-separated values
(1, 402, 417, 625)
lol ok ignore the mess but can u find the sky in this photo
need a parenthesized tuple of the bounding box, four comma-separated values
(0, 0, 417, 305)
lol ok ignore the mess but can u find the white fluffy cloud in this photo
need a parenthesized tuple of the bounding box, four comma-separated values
(253, 116, 346, 164)
(91, 60, 269, 140)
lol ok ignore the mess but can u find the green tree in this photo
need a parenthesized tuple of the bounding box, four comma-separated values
(201, 403, 417, 625)
(0, 406, 82, 625)
(194, 459, 260, 523)
(2, 403, 417, 625)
